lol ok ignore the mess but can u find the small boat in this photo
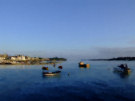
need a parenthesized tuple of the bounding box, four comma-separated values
(43, 70, 61, 76)
(79, 62, 90, 68)
(42, 67, 49, 70)
(79, 64, 90, 68)
(114, 64, 131, 74)
(58, 66, 63, 69)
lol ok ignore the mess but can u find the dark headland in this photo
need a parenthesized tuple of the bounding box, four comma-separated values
(88, 57, 135, 61)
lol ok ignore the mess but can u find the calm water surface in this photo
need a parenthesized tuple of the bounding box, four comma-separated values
(0, 61, 135, 101)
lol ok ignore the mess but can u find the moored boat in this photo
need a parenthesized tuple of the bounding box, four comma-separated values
(114, 64, 131, 74)
(79, 62, 90, 68)
(42, 66, 49, 70)
(43, 70, 61, 76)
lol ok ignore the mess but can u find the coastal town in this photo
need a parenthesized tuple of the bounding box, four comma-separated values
(0, 54, 66, 65)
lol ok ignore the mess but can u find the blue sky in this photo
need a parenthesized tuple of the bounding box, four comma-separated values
(0, 0, 135, 59)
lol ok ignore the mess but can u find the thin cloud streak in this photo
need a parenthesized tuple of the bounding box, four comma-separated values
(92, 47, 135, 59)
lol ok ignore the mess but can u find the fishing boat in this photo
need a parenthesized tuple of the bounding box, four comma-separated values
(114, 64, 131, 74)
(43, 70, 61, 76)
(79, 62, 90, 68)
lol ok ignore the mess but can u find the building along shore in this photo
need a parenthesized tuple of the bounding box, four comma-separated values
(0, 54, 66, 65)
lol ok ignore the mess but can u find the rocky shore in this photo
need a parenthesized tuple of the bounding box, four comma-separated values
(0, 54, 67, 65)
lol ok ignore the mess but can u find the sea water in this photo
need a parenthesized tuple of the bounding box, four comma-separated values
(0, 61, 135, 101)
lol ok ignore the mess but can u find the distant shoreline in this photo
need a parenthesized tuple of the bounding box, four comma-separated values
(87, 57, 135, 61)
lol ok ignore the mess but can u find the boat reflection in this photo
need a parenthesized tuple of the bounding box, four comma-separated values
(79, 66, 90, 68)
(113, 70, 131, 78)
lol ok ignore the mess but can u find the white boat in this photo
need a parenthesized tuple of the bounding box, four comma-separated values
(43, 70, 61, 76)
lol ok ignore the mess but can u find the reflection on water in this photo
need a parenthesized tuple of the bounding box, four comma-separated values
(113, 70, 131, 79)
(79, 66, 90, 69)
(42, 74, 61, 79)
(0, 61, 135, 101)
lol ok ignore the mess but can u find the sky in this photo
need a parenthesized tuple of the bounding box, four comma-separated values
(0, 0, 135, 59)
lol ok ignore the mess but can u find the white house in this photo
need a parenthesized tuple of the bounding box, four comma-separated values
(0, 54, 8, 60)
(0, 57, 6, 60)
(11, 55, 27, 61)
(11, 56, 18, 60)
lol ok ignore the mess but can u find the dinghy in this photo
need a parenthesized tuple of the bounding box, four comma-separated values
(43, 70, 61, 76)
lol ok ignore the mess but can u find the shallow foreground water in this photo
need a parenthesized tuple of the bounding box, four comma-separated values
(0, 61, 135, 101)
